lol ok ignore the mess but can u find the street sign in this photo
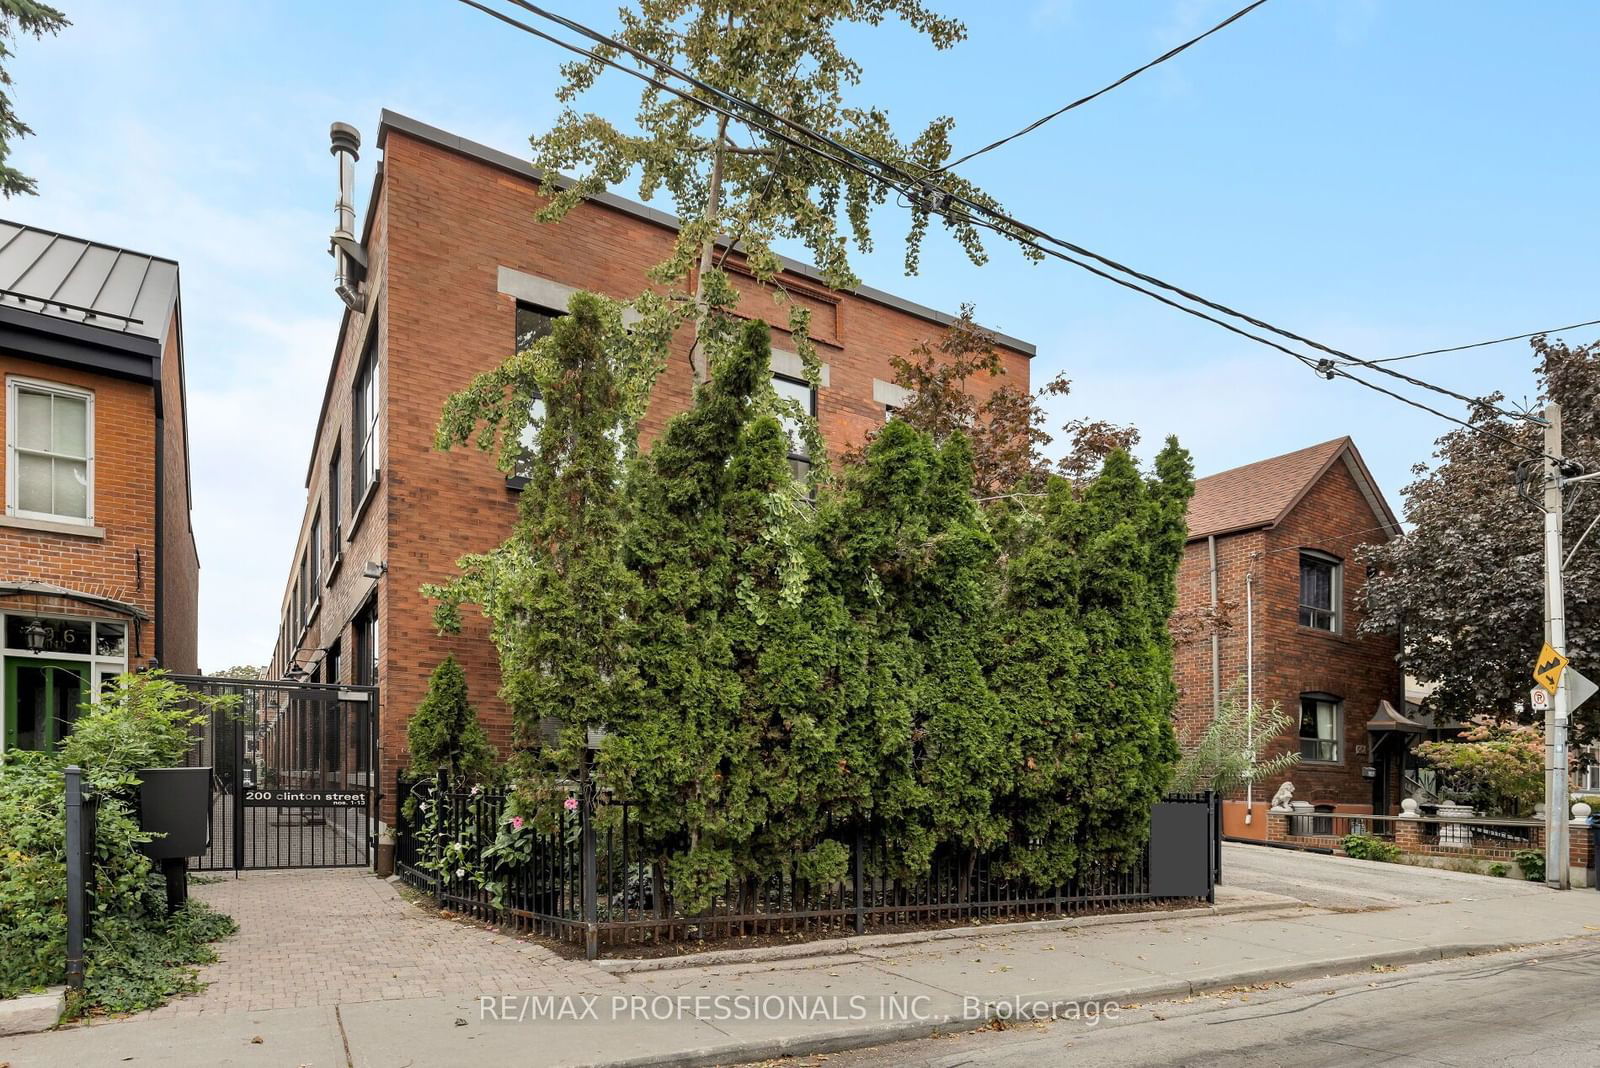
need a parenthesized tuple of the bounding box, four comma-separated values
(1533, 642, 1569, 694)
(1565, 668, 1599, 715)
(1530, 686, 1550, 712)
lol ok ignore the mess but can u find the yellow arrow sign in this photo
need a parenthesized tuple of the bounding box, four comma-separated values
(1534, 642, 1569, 695)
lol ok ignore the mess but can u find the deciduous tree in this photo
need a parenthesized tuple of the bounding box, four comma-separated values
(1361, 337, 1600, 739)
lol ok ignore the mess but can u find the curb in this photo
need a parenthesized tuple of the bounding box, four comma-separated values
(574, 940, 1522, 1068)
(0, 986, 65, 1037)
(596, 897, 1302, 974)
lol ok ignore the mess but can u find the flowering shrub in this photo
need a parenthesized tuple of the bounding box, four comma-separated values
(1415, 717, 1548, 815)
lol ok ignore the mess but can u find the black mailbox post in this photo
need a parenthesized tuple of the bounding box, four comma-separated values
(136, 766, 212, 912)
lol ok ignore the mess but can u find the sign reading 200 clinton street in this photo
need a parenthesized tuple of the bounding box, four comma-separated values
(242, 789, 369, 808)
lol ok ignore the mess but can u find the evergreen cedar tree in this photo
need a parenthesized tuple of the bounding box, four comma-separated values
(0, 0, 69, 198)
(1362, 337, 1600, 742)
(429, 292, 1194, 911)
(407, 654, 497, 784)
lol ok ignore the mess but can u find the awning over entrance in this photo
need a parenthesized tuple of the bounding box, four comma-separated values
(1367, 699, 1427, 734)
(0, 580, 149, 621)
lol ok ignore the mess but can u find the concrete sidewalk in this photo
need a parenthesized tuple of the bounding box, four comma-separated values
(7, 874, 1599, 1068)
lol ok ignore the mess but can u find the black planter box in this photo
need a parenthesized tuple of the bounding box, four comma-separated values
(136, 766, 212, 860)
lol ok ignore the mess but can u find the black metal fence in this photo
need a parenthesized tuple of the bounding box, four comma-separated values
(395, 771, 1219, 959)
(64, 764, 99, 991)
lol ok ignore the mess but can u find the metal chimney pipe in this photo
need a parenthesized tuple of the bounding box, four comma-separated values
(329, 122, 365, 312)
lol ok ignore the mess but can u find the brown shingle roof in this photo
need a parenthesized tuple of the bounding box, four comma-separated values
(1187, 437, 1374, 540)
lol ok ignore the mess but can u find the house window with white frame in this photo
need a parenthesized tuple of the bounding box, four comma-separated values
(1298, 551, 1341, 632)
(1299, 694, 1342, 763)
(7, 378, 93, 524)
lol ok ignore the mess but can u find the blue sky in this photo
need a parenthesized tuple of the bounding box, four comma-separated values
(9, 1, 1598, 669)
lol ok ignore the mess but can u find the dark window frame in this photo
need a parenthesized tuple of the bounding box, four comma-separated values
(352, 337, 380, 509)
(1298, 692, 1343, 764)
(1298, 550, 1342, 633)
(772, 371, 817, 483)
(327, 441, 342, 561)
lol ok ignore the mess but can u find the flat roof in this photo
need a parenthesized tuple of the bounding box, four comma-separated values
(376, 109, 1036, 357)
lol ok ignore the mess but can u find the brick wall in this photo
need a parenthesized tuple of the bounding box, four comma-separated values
(159, 313, 200, 673)
(1174, 452, 1402, 807)
(0, 354, 158, 661)
(271, 122, 1031, 823)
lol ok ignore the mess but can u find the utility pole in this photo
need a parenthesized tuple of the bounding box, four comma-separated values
(1541, 402, 1571, 889)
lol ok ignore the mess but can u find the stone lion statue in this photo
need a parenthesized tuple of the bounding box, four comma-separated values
(1269, 781, 1295, 811)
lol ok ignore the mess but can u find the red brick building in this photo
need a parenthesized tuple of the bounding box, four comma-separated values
(266, 111, 1033, 825)
(0, 221, 199, 753)
(1173, 437, 1405, 836)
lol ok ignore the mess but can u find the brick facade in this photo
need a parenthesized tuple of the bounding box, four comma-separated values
(1175, 440, 1403, 816)
(0, 232, 199, 751)
(268, 112, 1033, 824)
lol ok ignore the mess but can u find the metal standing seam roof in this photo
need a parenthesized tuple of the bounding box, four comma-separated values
(0, 219, 179, 343)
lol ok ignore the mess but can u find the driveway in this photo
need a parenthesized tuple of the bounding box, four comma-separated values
(1221, 841, 1556, 909)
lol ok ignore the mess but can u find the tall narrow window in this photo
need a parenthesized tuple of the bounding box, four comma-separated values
(512, 303, 561, 479)
(327, 443, 342, 558)
(1298, 552, 1340, 632)
(772, 373, 815, 482)
(298, 553, 309, 627)
(352, 340, 379, 505)
(352, 602, 377, 775)
(308, 509, 322, 595)
(1299, 695, 1343, 763)
(8, 378, 94, 523)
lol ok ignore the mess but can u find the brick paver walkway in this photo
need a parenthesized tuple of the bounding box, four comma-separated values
(139, 870, 618, 1018)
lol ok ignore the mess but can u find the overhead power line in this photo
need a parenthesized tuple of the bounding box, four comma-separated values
(1367, 318, 1600, 364)
(459, 0, 1557, 460)
(928, 0, 1273, 176)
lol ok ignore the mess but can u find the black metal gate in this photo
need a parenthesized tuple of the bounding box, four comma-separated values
(172, 675, 378, 871)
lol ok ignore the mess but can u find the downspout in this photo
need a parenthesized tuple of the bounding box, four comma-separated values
(1244, 561, 1255, 825)
(1207, 535, 1220, 717)
(153, 358, 164, 669)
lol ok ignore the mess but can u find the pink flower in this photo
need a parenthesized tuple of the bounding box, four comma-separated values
(564, 797, 579, 812)
(510, 815, 524, 831)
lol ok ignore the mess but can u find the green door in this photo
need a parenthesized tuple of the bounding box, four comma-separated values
(4, 658, 89, 752)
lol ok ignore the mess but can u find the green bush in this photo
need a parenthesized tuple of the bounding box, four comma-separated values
(1513, 849, 1546, 882)
(0, 672, 237, 1014)
(1488, 862, 1509, 878)
(1342, 833, 1401, 862)
(407, 655, 497, 784)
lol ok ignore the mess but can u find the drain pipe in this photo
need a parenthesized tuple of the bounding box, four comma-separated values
(1208, 535, 1220, 717)
(1244, 561, 1256, 825)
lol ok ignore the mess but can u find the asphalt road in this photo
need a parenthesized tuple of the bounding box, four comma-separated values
(759, 941, 1600, 1067)
(1217, 841, 1551, 910)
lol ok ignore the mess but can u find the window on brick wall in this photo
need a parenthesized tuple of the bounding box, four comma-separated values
(1299, 694, 1342, 763)
(1298, 551, 1341, 632)
(7, 377, 94, 524)
(773, 372, 816, 482)
(512, 302, 561, 479)
(308, 509, 322, 597)
(327, 443, 342, 560)
(352, 338, 379, 506)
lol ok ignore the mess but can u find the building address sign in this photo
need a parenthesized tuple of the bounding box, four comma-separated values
(242, 789, 369, 808)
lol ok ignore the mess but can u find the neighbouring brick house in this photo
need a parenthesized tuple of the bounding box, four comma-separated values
(266, 111, 1034, 826)
(0, 221, 199, 753)
(1173, 437, 1405, 837)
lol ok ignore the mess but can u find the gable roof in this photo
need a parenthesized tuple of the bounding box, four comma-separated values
(1186, 437, 1400, 542)
(0, 219, 178, 343)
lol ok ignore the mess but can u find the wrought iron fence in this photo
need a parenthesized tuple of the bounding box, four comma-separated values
(395, 771, 1218, 959)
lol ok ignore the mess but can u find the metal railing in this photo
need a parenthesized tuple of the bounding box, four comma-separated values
(396, 771, 1218, 959)
(1274, 809, 1547, 856)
